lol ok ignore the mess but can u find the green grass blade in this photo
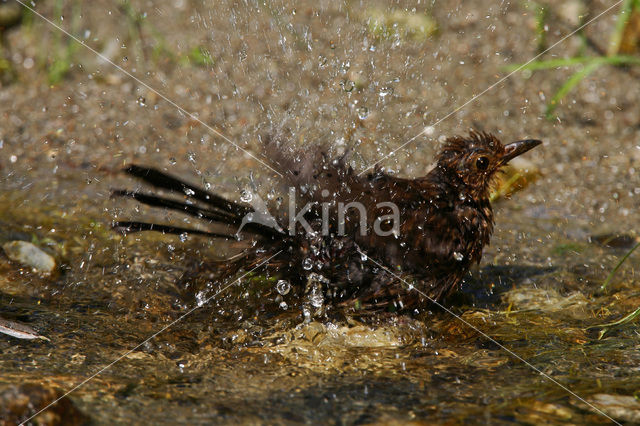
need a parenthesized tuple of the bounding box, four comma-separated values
(502, 57, 594, 72)
(545, 60, 603, 118)
(600, 240, 640, 291)
(503, 55, 640, 73)
(587, 306, 640, 340)
(607, 0, 640, 56)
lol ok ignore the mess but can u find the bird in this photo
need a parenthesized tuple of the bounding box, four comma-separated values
(113, 131, 541, 314)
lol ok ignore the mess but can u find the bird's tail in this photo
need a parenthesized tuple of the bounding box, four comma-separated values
(112, 165, 283, 239)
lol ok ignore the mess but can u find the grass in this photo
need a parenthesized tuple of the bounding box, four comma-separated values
(46, 0, 79, 85)
(587, 306, 640, 340)
(589, 239, 640, 339)
(18, 1, 211, 86)
(551, 243, 584, 256)
(507, 0, 640, 119)
(600, 240, 640, 291)
(179, 46, 215, 67)
(366, 8, 437, 41)
(523, 1, 549, 53)
(608, 0, 640, 55)
(118, 0, 148, 68)
(117, 0, 179, 67)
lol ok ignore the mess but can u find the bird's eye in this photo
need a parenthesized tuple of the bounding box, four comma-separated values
(475, 156, 489, 171)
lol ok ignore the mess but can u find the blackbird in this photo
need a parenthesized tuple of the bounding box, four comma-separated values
(113, 131, 541, 313)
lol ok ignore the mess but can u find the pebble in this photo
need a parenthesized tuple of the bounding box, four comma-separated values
(2, 241, 56, 273)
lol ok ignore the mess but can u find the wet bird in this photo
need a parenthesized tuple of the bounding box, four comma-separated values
(113, 131, 541, 313)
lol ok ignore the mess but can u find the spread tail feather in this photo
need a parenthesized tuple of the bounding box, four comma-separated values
(112, 189, 238, 224)
(123, 165, 251, 217)
(113, 221, 237, 240)
(114, 165, 284, 238)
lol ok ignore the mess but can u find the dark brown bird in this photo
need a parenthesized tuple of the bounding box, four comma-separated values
(113, 131, 541, 313)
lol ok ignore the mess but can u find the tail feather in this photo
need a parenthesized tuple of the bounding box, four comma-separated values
(113, 221, 237, 240)
(124, 165, 252, 217)
(112, 189, 238, 224)
(113, 182, 284, 238)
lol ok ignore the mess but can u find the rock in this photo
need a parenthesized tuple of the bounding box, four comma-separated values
(587, 394, 640, 423)
(0, 383, 89, 425)
(2, 240, 56, 273)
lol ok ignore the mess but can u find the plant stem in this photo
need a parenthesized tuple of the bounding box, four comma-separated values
(601, 240, 640, 291)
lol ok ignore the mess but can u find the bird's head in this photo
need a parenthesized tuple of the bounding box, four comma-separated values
(436, 131, 541, 199)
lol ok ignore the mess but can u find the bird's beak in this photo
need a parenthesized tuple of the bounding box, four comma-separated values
(501, 139, 542, 164)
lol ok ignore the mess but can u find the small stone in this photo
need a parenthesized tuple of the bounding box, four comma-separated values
(0, 383, 89, 425)
(2, 241, 56, 273)
(587, 394, 640, 423)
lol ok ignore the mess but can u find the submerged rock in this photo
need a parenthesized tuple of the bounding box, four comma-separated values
(2, 240, 56, 273)
(0, 383, 89, 425)
(587, 394, 640, 423)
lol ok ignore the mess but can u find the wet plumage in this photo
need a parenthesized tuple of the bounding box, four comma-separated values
(114, 131, 541, 313)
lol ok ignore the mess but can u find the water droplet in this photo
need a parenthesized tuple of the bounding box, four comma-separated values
(360, 252, 368, 262)
(357, 106, 369, 120)
(342, 80, 355, 92)
(240, 190, 253, 203)
(379, 86, 393, 97)
(279, 301, 288, 309)
(136, 96, 146, 107)
(309, 288, 324, 308)
(179, 233, 188, 242)
(302, 258, 313, 270)
(453, 252, 464, 261)
(276, 279, 290, 295)
(195, 291, 207, 307)
(310, 294, 323, 308)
